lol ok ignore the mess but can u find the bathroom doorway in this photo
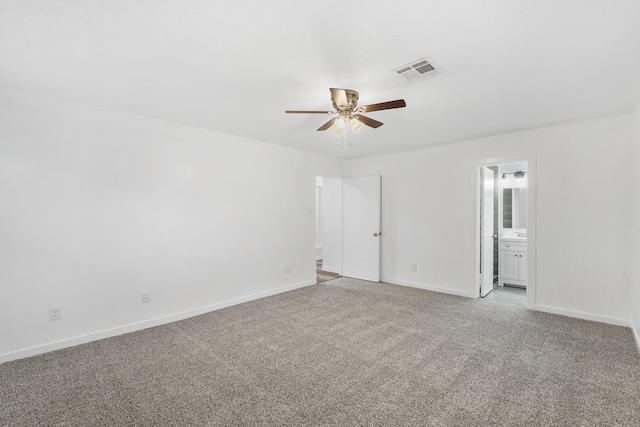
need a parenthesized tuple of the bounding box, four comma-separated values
(476, 157, 536, 308)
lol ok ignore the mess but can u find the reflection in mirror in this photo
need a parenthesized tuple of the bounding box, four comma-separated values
(503, 188, 527, 229)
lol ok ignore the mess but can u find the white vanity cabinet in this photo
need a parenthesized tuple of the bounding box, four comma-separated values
(498, 239, 527, 288)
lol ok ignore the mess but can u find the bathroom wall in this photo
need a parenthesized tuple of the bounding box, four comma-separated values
(498, 165, 528, 237)
(503, 189, 513, 228)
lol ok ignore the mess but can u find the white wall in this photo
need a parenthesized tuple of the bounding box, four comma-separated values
(633, 102, 640, 348)
(2, 85, 637, 363)
(0, 87, 346, 362)
(321, 177, 343, 274)
(348, 114, 635, 325)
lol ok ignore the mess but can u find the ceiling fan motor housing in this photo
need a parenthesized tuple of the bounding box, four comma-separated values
(333, 89, 359, 111)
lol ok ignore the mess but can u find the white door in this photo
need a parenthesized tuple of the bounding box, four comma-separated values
(481, 167, 495, 297)
(342, 176, 382, 282)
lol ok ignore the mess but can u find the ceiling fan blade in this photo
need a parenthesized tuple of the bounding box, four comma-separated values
(352, 114, 383, 128)
(330, 88, 348, 109)
(359, 99, 406, 113)
(285, 110, 333, 114)
(317, 117, 337, 131)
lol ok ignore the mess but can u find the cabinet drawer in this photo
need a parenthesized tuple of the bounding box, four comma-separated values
(499, 242, 526, 252)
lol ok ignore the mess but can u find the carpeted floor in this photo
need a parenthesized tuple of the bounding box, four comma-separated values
(1, 277, 639, 426)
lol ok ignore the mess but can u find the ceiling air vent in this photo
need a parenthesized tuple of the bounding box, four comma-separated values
(394, 58, 439, 83)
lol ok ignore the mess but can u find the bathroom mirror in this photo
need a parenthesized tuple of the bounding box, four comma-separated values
(503, 188, 527, 228)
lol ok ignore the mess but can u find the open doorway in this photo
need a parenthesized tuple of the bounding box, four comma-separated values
(316, 260, 340, 283)
(316, 176, 342, 283)
(315, 175, 383, 284)
(477, 161, 531, 307)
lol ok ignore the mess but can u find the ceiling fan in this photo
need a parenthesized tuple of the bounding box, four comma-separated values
(285, 88, 406, 133)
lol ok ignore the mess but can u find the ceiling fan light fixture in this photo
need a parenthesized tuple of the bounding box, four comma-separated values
(350, 117, 364, 133)
(333, 116, 348, 131)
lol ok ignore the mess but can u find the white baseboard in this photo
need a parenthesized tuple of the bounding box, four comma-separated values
(384, 277, 475, 299)
(632, 322, 640, 356)
(0, 280, 315, 365)
(533, 304, 631, 327)
(321, 265, 340, 274)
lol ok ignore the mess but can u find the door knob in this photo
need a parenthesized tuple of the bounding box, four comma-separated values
(373, 232, 381, 237)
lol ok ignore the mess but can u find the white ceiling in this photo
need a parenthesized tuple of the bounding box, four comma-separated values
(2, 0, 640, 159)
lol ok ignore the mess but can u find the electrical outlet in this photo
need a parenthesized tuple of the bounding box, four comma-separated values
(281, 266, 291, 275)
(49, 306, 62, 321)
(411, 264, 418, 272)
(141, 291, 151, 303)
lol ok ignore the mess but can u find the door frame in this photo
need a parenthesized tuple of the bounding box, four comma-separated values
(480, 166, 496, 297)
(475, 154, 537, 309)
(315, 175, 383, 283)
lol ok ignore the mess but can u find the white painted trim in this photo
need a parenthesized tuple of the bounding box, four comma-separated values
(0, 280, 315, 365)
(385, 277, 475, 299)
(474, 166, 482, 298)
(533, 304, 631, 328)
(321, 265, 341, 274)
(632, 323, 640, 356)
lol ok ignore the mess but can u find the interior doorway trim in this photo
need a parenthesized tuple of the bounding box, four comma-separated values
(316, 176, 343, 279)
(475, 154, 537, 309)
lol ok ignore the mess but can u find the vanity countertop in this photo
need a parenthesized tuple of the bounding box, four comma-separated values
(500, 236, 527, 242)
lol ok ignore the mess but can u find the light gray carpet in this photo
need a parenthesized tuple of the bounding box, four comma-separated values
(2, 277, 639, 426)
